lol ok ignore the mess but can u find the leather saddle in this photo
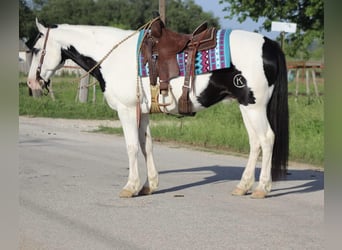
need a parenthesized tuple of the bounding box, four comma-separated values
(140, 16, 217, 115)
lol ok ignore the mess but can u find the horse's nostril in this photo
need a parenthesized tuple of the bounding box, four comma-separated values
(27, 79, 42, 90)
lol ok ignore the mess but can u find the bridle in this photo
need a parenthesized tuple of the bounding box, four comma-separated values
(35, 27, 51, 94)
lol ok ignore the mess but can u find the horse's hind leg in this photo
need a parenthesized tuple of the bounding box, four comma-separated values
(117, 107, 141, 198)
(237, 105, 274, 198)
(232, 105, 260, 196)
(138, 113, 159, 195)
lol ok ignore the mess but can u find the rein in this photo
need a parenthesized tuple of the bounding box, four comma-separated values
(73, 17, 161, 127)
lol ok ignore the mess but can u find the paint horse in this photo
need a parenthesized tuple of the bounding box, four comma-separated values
(27, 17, 289, 199)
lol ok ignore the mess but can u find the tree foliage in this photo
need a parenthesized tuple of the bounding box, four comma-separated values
(19, 0, 36, 40)
(219, 0, 324, 59)
(20, 0, 219, 41)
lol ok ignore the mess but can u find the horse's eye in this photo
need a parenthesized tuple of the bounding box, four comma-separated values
(32, 48, 40, 55)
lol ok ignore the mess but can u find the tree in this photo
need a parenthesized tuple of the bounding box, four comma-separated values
(20, 0, 220, 41)
(219, 0, 324, 59)
(35, 0, 97, 26)
(166, 0, 220, 33)
(19, 0, 36, 40)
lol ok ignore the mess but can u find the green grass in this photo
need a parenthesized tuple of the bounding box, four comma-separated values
(19, 75, 117, 120)
(150, 102, 249, 152)
(150, 96, 324, 166)
(288, 97, 324, 165)
(19, 74, 324, 166)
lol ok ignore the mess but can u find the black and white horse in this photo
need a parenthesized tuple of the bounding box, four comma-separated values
(27, 18, 288, 198)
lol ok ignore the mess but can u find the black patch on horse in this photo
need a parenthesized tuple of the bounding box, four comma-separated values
(197, 65, 256, 107)
(61, 46, 106, 92)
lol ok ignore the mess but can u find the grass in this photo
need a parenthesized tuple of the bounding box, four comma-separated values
(19, 74, 118, 120)
(150, 96, 324, 166)
(19, 74, 324, 167)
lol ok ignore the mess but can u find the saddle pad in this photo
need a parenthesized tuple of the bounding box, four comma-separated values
(137, 29, 232, 77)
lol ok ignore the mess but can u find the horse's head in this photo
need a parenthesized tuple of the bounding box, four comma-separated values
(27, 18, 65, 97)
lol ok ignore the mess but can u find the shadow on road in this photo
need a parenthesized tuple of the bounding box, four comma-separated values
(155, 165, 324, 197)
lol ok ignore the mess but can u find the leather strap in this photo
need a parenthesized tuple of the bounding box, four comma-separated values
(180, 29, 208, 97)
(146, 35, 158, 86)
(36, 27, 51, 80)
(178, 30, 208, 115)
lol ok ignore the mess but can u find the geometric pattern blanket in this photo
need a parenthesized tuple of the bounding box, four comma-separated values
(137, 29, 232, 77)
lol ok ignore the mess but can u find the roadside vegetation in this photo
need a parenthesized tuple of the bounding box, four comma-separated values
(19, 73, 324, 167)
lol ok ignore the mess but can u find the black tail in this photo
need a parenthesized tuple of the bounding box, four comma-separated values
(264, 38, 289, 180)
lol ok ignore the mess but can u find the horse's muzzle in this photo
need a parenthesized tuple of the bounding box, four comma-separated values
(27, 78, 50, 97)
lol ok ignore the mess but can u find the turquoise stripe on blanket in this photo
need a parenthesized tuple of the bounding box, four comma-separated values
(137, 29, 232, 77)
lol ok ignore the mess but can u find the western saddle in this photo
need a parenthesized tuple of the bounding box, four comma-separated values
(140, 16, 217, 115)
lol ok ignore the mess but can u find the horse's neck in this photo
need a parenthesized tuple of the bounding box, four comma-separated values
(55, 25, 134, 61)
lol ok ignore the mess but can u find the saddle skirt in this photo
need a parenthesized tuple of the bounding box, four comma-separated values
(137, 29, 232, 78)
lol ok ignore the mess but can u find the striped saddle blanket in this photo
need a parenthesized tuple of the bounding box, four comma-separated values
(137, 29, 232, 77)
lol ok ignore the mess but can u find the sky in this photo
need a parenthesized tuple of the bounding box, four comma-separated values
(193, 0, 278, 39)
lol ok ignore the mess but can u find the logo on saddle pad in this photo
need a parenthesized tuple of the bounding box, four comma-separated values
(137, 29, 232, 77)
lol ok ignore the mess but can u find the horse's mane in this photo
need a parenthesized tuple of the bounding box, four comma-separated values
(48, 23, 136, 53)
(56, 24, 134, 38)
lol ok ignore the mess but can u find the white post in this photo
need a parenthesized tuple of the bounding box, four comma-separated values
(311, 69, 319, 97)
(295, 69, 300, 97)
(79, 69, 89, 103)
(48, 82, 55, 101)
(305, 69, 310, 96)
(92, 84, 96, 103)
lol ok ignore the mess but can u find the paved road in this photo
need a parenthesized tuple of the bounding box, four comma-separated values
(19, 116, 324, 250)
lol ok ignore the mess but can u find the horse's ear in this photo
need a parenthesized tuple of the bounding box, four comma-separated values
(35, 17, 47, 33)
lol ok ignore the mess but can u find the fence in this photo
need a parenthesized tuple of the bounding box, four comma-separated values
(287, 61, 324, 97)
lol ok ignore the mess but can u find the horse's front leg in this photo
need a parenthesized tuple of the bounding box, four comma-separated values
(138, 113, 159, 195)
(117, 107, 141, 198)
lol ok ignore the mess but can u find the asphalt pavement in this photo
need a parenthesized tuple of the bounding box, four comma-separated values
(19, 116, 324, 250)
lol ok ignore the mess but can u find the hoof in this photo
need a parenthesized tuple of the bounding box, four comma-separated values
(231, 187, 249, 196)
(251, 190, 267, 199)
(119, 189, 134, 198)
(138, 186, 153, 196)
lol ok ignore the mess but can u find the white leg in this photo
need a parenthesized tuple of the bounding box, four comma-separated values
(254, 127, 274, 198)
(117, 106, 141, 198)
(138, 113, 159, 195)
(238, 105, 274, 198)
(232, 106, 260, 196)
